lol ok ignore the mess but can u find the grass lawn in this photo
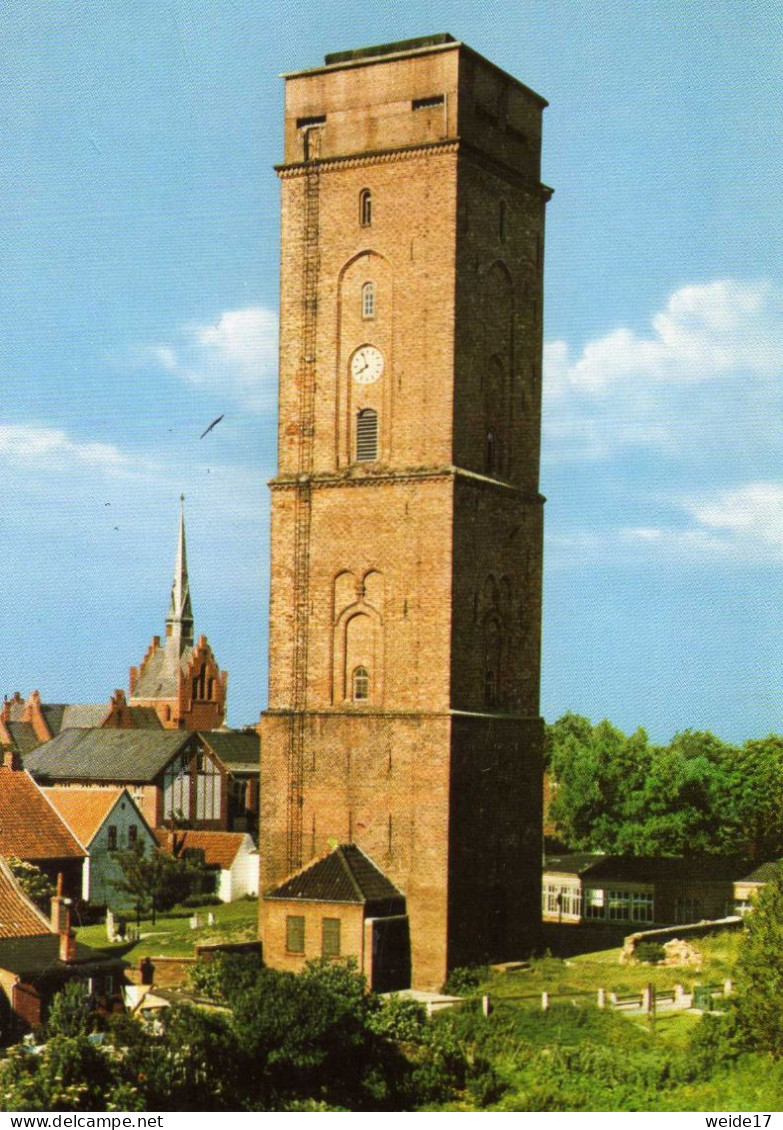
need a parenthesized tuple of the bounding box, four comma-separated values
(75, 898, 258, 964)
(440, 929, 782, 1111)
(479, 929, 742, 1013)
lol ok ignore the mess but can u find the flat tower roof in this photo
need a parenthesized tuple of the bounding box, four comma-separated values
(324, 34, 455, 67)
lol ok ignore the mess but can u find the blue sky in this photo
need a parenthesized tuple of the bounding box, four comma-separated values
(1, 1, 780, 743)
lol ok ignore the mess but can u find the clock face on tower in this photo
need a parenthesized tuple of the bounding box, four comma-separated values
(351, 345, 384, 385)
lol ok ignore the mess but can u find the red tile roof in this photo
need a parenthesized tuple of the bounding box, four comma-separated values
(155, 829, 249, 870)
(0, 766, 85, 861)
(43, 787, 126, 847)
(0, 858, 53, 938)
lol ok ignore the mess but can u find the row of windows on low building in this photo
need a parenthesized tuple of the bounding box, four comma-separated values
(543, 883, 656, 924)
(286, 914, 341, 957)
(541, 884, 749, 926)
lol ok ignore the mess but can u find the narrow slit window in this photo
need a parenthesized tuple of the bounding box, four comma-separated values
(361, 281, 375, 319)
(412, 94, 444, 110)
(296, 114, 326, 128)
(356, 408, 378, 462)
(359, 188, 372, 227)
(352, 665, 370, 701)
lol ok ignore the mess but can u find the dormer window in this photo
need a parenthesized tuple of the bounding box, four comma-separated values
(361, 282, 375, 319)
(359, 188, 372, 227)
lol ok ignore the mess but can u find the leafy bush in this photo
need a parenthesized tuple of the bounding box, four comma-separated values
(366, 996, 427, 1043)
(186, 951, 263, 1003)
(734, 868, 783, 1056)
(46, 982, 97, 1040)
(466, 1055, 506, 1107)
(441, 966, 487, 996)
(686, 1005, 746, 1078)
(182, 894, 222, 908)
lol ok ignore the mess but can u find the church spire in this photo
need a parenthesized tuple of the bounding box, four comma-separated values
(165, 495, 194, 649)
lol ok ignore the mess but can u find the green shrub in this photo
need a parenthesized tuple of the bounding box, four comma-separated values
(186, 951, 263, 1003)
(466, 1055, 506, 1108)
(441, 966, 488, 996)
(686, 1006, 746, 1078)
(367, 995, 428, 1043)
(183, 894, 222, 908)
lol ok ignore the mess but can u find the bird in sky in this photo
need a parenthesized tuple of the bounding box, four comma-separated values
(200, 414, 224, 439)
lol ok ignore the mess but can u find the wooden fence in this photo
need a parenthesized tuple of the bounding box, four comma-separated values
(426, 980, 733, 1019)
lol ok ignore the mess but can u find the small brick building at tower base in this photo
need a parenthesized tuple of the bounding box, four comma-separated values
(259, 34, 549, 991)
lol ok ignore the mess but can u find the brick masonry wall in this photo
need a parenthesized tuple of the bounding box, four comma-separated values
(261, 41, 548, 991)
(260, 899, 365, 976)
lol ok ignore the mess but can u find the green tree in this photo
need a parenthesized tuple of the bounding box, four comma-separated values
(545, 716, 780, 858)
(548, 715, 651, 851)
(186, 950, 263, 1002)
(617, 731, 733, 856)
(718, 736, 783, 860)
(154, 1006, 243, 1110)
(230, 958, 405, 1109)
(734, 865, 783, 1056)
(7, 856, 55, 911)
(112, 842, 193, 923)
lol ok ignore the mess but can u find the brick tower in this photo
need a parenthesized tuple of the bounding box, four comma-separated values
(260, 35, 550, 990)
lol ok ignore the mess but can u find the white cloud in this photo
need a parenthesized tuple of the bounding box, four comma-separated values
(147, 306, 278, 411)
(544, 279, 782, 460)
(0, 425, 130, 473)
(611, 481, 783, 564)
(685, 482, 783, 551)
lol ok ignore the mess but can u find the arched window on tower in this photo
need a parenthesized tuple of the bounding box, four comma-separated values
(499, 199, 507, 242)
(356, 408, 378, 462)
(361, 281, 375, 319)
(359, 188, 372, 227)
(352, 665, 370, 702)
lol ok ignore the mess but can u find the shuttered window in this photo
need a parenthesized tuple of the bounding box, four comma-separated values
(356, 409, 378, 462)
(286, 915, 305, 953)
(322, 917, 341, 957)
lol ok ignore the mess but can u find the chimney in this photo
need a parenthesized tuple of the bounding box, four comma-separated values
(59, 905, 77, 964)
(50, 873, 70, 933)
(5, 748, 22, 771)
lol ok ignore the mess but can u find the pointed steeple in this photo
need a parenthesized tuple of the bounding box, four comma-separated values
(165, 496, 194, 649)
